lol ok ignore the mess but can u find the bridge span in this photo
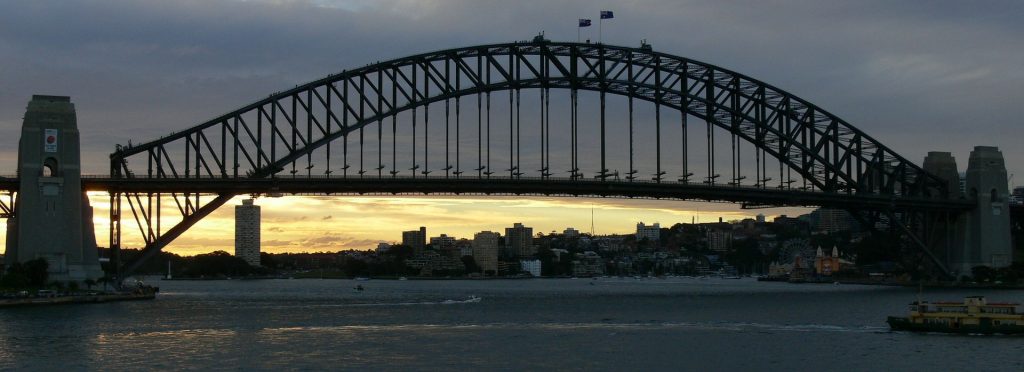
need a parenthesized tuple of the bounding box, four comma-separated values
(1, 39, 1012, 281)
(2, 175, 974, 212)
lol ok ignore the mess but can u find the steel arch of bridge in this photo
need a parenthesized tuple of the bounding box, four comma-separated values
(107, 40, 956, 278)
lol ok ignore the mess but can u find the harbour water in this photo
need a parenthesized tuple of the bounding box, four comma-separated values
(1, 277, 1022, 370)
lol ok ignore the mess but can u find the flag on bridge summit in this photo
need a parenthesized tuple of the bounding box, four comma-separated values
(600, 10, 614, 19)
(578, 18, 592, 27)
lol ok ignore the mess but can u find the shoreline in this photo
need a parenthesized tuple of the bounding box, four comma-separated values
(157, 275, 1024, 289)
(0, 291, 156, 308)
(834, 279, 1024, 290)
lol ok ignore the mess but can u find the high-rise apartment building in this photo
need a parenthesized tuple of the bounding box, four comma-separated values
(1012, 186, 1024, 205)
(707, 229, 733, 253)
(473, 231, 501, 275)
(430, 234, 459, 257)
(429, 234, 457, 250)
(403, 226, 427, 253)
(504, 223, 535, 258)
(235, 198, 261, 266)
(636, 222, 661, 242)
(812, 208, 852, 233)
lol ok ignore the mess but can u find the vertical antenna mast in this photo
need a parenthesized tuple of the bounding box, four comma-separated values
(591, 207, 595, 236)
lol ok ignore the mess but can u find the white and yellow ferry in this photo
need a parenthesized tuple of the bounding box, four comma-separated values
(887, 296, 1024, 334)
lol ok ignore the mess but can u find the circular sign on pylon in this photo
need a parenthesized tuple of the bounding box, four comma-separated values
(44, 129, 58, 152)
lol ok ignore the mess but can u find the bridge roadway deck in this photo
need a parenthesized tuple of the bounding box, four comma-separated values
(0, 175, 975, 211)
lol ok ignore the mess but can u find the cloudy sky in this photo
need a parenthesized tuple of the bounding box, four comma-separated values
(1, 1, 1021, 255)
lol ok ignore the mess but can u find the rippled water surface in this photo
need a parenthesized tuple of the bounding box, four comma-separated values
(2, 278, 1022, 371)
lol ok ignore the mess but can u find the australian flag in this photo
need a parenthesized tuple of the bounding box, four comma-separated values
(579, 18, 592, 27)
(600, 10, 614, 19)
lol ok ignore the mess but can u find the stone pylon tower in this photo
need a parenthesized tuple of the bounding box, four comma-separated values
(4, 95, 103, 281)
(922, 151, 965, 271)
(960, 146, 1012, 273)
(922, 152, 962, 199)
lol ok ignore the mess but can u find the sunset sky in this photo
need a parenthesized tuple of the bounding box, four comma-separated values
(76, 193, 801, 256)
(1, 1, 1021, 256)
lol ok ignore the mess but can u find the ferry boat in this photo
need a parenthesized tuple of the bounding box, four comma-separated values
(887, 296, 1024, 334)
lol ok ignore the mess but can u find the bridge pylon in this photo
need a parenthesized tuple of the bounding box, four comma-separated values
(959, 146, 1013, 274)
(920, 151, 964, 277)
(921, 148, 1013, 278)
(4, 95, 104, 281)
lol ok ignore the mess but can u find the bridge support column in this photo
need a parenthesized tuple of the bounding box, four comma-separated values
(958, 146, 1013, 275)
(922, 151, 964, 276)
(4, 95, 103, 281)
(109, 192, 122, 282)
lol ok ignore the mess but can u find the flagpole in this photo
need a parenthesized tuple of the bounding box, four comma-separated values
(598, 11, 612, 44)
(578, 18, 592, 43)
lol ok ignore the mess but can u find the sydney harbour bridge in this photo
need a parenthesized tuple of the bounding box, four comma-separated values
(0, 39, 1013, 282)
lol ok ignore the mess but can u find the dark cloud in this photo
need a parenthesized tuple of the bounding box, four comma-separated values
(299, 233, 378, 249)
(1, 0, 1020, 181)
(340, 238, 384, 248)
(305, 235, 343, 245)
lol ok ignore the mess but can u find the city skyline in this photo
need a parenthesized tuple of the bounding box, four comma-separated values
(0, 192, 803, 256)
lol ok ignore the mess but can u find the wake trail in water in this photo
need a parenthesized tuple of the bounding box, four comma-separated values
(256, 296, 484, 309)
(257, 321, 888, 335)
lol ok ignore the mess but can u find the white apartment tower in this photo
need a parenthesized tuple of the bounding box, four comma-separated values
(235, 199, 261, 266)
(636, 222, 661, 242)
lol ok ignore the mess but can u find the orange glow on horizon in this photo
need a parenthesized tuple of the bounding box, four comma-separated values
(0, 192, 809, 257)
